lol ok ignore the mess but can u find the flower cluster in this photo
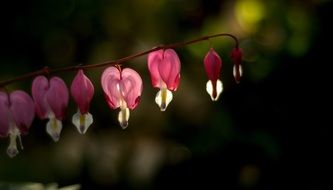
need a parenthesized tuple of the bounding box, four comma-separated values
(0, 47, 242, 157)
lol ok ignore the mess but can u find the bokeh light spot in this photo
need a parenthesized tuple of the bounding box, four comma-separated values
(235, 0, 265, 33)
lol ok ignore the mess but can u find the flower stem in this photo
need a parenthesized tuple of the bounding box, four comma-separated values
(0, 33, 238, 87)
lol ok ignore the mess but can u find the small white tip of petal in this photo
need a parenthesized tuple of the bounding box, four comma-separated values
(118, 107, 130, 129)
(155, 88, 173, 111)
(72, 111, 93, 134)
(216, 80, 223, 98)
(46, 118, 63, 142)
(206, 80, 223, 101)
(7, 147, 18, 158)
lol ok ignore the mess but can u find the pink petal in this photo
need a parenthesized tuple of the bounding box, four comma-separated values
(204, 48, 222, 82)
(31, 75, 50, 119)
(101, 66, 122, 109)
(0, 92, 9, 137)
(71, 69, 94, 114)
(120, 68, 143, 110)
(148, 49, 181, 91)
(231, 47, 243, 65)
(46, 77, 69, 120)
(148, 49, 163, 88)
(158, 49, 181, 91)
(9, 90, 35, 135)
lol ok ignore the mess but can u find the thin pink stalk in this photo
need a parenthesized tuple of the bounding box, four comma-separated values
(0, 33, 238, 87)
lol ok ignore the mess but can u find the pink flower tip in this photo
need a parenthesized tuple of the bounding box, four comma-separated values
(204, 48, 222, 82)
(31, 75, 69, 141)
(148, 49, 181, 110)
(32, 75, 69, 120)
(101, 66, 143, 128)
(231, 47, 243, 84)
(71, 69, 94, 134)
(148, 49, 181, 91)
(204, 48, 223, 101)
(0, 90, 35, 157)
(71, 69, 94, 114)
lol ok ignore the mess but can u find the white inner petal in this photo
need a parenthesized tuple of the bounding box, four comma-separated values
(233, 64, 243, 78)
(206, 80, 223, 101)
(155, 88, 173, 111)
(72, 111, 93, 134)
(239, 65, 243, 77)
(118, 107, 130, 129)
(7, 124, 21, 158)
(46, 117, 63, 142)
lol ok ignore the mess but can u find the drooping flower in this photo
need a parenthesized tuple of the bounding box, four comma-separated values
(231, 47, 243, 84)
(70, 69, 94, 134)
(0, 90, 35, 157)
(32, 76, 69, 142)
(101, 66, 142, 129)
(204, 48, 223, 101)
(147, 49, 181, 111)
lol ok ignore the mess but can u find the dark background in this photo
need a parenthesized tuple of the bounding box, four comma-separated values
(0, 0, 331, 189)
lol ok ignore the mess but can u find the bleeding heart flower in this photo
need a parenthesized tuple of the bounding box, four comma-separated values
(101, 66, 142, 129)
(204, 48, 223, 101)
(70, 69, 94, 134)
(32, 76, 69, 142)
(231, 47, 243, 84)
(147, 48, 181, 111)
(0, 90, 35, 157)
